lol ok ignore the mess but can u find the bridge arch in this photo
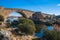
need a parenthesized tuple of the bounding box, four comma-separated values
(3, 10, 28, 19)
(0, 7, 34, 19)
(0, 7, 35, 25)
(16, 11, 27, 18)
(6, 11, 27, 19)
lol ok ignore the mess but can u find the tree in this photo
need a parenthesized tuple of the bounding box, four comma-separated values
(11, 20, 19, 27)
(5, 19, 11, 27)
(57, 31, 60, 40)
(0, 15, 4, 22)
(18, 18, 36, 35)
(0, 15, 4, 25)
(49, 20, 55, 24)
(35, 24, 47, 33)
(42, 30, 57, 40)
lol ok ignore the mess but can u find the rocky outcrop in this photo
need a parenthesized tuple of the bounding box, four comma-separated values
(0, 28, 33, 40)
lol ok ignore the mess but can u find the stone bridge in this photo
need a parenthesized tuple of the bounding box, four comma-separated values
(0, 6, 54, 25)
(0, 6, 35, 19)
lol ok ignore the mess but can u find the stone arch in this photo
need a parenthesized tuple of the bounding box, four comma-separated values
(0, 7, 35, 25)
(16, 11, 27, 18)
(2, 10, 28, 19)
(0, 8, 34, 19)
(6, 11, 27, 19)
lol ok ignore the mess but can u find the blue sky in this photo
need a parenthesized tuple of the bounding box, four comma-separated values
(9, 12, 22, 16)
(0, 0, 60, 15)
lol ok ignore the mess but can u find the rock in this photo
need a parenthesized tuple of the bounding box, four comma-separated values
(0, 28, 33, 40)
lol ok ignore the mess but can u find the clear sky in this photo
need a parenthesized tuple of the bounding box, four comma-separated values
(8, 12, 22, 16)
(0, 0, 60, 15)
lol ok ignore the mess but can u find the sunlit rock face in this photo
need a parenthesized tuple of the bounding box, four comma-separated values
(0, 28, 33, 40)
(0, 28, 21, 40)
(0, 30, 9, 40)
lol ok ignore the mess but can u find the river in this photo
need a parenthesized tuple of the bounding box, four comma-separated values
(35, 26, 54, 38)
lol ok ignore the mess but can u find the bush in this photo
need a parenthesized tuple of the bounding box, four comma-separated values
(35, 24, 47, 33)
(43, 30, 57, 40)
(18, 18, 36, 35)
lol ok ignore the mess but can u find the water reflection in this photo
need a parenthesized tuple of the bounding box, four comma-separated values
(47, 26, 54, 30)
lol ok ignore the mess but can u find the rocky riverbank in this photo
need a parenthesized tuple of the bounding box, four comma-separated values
(0, 28, 34, 40)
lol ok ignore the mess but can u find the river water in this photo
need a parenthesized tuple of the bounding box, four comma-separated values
(35, 26, 54, 38)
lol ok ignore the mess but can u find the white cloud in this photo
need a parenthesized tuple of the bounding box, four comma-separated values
(57, 4, 60, 6)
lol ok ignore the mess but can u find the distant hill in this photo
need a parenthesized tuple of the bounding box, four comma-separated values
(55, 15, 60, 18)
